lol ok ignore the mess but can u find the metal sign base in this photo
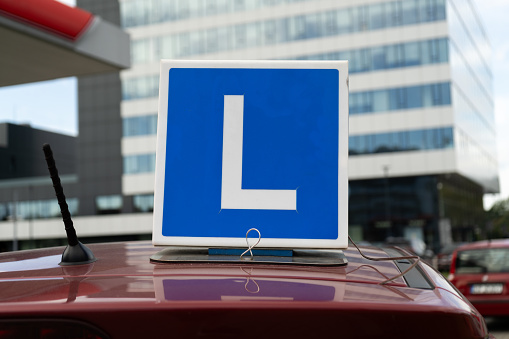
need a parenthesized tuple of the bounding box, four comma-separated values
(150, 247, 348, 266)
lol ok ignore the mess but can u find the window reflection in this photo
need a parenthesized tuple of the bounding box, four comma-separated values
(401, 0, 418, 25)
(369, 3, 385, 29)
(123, 115, 157, 137)
(349, 127, 454, 156)
(350, 82, 451, 115)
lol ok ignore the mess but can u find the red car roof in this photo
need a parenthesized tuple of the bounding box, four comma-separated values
(456, 238, 509, 251)
(0, 241, 491, 338)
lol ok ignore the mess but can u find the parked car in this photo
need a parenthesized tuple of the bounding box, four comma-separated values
(449, 239, 509, 317)
(436, 242, 467, 272)
(0, 240, 493, 338)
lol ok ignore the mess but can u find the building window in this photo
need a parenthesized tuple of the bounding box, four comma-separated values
(123, 115, 157, 137)
(96, 195, 123, 214)
(123, 154, 156, 174)
(124, 37, 449, 103)
(131, 39, 151, 65)
(350, 82, 451, 115)
(349, 127, 454, 156)
(133, 194, 154, 212)
(122, 76, 159, 101)
(369, 3, 385, 29)
(1, 198, 79, 221)
(262, 20, 277, 45)
(401, 0, 419, 25)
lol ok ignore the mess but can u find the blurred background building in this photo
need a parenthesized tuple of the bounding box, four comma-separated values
(0, 0, 497, 253)
(0, 123, 77, 220)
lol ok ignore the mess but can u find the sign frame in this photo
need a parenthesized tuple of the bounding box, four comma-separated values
(153, 60, 349, 249)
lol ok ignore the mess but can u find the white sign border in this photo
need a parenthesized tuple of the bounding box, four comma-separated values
(153, 60, 349, 249)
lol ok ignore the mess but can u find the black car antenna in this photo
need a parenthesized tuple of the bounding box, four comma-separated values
(42, 143, 96, 266)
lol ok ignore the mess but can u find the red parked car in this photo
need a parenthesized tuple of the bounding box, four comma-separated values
(0, 241, 493, 338)
(449, 239, 509, 317)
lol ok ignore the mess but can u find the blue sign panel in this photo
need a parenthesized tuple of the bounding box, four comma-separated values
(154, 60, 348, 249)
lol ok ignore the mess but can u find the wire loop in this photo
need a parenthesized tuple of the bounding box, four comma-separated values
(240, 228, 261, 260)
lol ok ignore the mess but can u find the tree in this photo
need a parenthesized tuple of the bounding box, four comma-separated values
(486, 197, 509, 238)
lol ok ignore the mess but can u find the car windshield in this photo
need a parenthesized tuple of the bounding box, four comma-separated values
(456, 248, 509, 274)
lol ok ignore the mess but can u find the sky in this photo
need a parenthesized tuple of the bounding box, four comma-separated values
(0, 0, 508, 209)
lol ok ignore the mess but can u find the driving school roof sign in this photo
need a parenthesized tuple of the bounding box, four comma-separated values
(153, 60, 348, 249)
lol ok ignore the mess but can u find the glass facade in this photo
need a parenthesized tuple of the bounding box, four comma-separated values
(349, 127, 453, 156)
(452, 83, 496, 158)
(292, 38, 449, 73)
(349, 175, 439, 245)
(123, 79, 452, 114)
(446, 0, 498, 192)
(121, 0, 446, 29)
(438, 174, 484, 241)
(121, 0, 314, 28)
(349, 173, 484, 249)
(123, 40, 449, 101)
(447, 0, 494, 148)
(126, 0, 446, 63)
(456, 128, 497, 170)
(447, 0, 491, 93)
(350, 82, 451, 115)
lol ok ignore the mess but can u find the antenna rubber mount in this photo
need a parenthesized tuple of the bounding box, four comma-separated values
(60, 241, 97, 266)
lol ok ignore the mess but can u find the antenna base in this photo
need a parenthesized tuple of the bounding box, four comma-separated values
(59, 242, 97, 266)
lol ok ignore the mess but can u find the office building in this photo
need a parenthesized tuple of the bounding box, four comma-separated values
(0, 123, 77, 220)
(1, 0, 496, 252)
(115, 0, 497, 251)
